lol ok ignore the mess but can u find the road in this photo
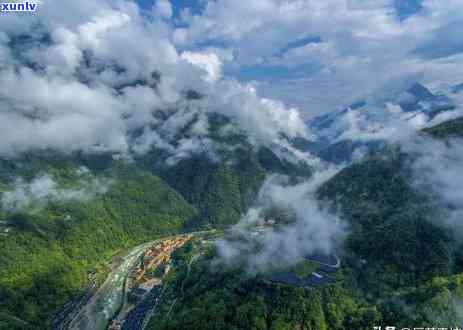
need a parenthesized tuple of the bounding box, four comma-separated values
(53, 276, 97, 330)
(61, 231, 214, 330)
(68, 242, 153, 330)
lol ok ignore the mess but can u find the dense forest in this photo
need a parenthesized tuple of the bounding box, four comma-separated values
(0, 160, 196, 328)
(1, 116, 463, 329)
(144, 116, 463, 330)
(147, 240, 382, 330)
(0, 120, 300, 329)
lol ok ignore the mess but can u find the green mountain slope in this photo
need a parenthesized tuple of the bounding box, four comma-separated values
(0, 123, 312, 329)
(147, 241, 381, 330)
(136, 113, 310, 229)
(143, 117, 463, 330)
(0, 160, 196, 328)
(313, 117, 463, 327)
(317, 149, 453, 292)
(159, 153, 266, 229)
(423, 116, 463, 138)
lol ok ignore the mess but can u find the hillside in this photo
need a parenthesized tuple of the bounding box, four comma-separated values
(0, 158, 197, 329)
(146, 239, 381, 330)
(317, 149, 454, 291)
(0, 123, 313, 329)
(422, 116, 463, 138)
(314, 116, 463, 327)
(306, 84, 462, 164)
(140, 116, 463, 330)
(137, 113, 310, 229)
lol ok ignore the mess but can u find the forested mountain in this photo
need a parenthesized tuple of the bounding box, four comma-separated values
(0, 157, 196, 328)
(141, 116, 463, 330)
(1, 104, 461, 330)
(0, 115, 313, 329)
(2, 1, 463, 328)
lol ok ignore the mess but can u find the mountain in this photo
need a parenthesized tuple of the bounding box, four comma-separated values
(307, 83, 460, 163)
(0, 157, 197, 328)
(313, 117, 463, 327)
(310, 83, 456, 138)
(141, 117, 463, 330)
(4, 2, 463, 329)
(422, 116, 463, 138)
(136, 112, 312, 229)
(1, 117, 461, 329)
(0, 111, 314, 329)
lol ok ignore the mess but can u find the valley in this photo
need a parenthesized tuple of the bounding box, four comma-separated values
(54, 232, 214, 330)
(2, 1, 463, 329)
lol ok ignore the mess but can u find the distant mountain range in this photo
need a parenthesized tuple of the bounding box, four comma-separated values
(306, 82, 462, 163)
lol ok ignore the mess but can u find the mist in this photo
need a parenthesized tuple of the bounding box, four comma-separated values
(1, 171, 111, 212)
(401, 135, 463, 241)
(217, 167, 347, 272)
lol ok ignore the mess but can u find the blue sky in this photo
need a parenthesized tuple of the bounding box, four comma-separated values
(137, 0, 204, 17)
(139, 0, 424, 20)
(394, 0, 423, 20)
(137, 0, 425, 81)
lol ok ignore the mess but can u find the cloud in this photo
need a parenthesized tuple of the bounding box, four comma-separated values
(401, 135, 463, 241)
(174, 0, 463, 116)
(333, 103, 427, 143)
(1, 170, 111, 212)
(217, 167, 347, 272)
(0, 0, 312, 164)
(181, 50, 223, 82)
(307, 79, 463, 153)
(153, 0, 173, 19)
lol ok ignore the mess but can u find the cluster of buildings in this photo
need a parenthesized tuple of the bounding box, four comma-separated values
(107, 235, 193, 330)
(131, 235, 193, 282)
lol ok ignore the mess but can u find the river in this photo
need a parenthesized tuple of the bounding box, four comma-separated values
(69, 242, 152, 330)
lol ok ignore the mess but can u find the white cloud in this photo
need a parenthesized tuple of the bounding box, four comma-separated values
(401, 135, 463, 241)
(181, 50, 223, 82)
(217, 168, 346, 271)
(173, 0, 463, 117)
(1, 172, 111, 212)
(0, 0, 312, 163)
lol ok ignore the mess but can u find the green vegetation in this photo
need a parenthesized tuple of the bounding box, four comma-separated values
(423, 116, 463, 138)
(147, 243, 380, 330)
(0, 115, 308, 328)
(0, 160, 196, 329)
(317, 149, 453, 292)
(292, 260, 318, 279)
(146, 242, 463, 330)
(3, 116, 462, 330)
(160, 154, 266, 229)
(311, 117, 463, 327)
(379, 274, 463, 329)
(137, 113, 312, 230)
(144, 117, 463, 330)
